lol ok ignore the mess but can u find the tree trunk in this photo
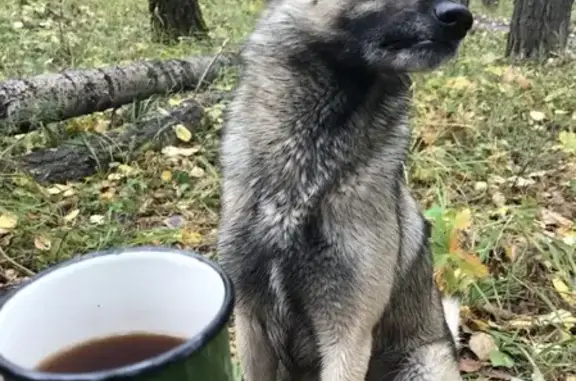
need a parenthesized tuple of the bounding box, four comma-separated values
(0, 53, 239, 135)
(5, 95, 223, 184)
(481, 0, 499, 8)
(505, 0, 575, 60)
(149, 0, 208, 44)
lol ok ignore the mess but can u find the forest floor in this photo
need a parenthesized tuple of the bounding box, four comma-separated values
(0, 0, 575, 380)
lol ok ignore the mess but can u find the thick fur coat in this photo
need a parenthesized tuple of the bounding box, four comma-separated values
(217, 1, 473, 380)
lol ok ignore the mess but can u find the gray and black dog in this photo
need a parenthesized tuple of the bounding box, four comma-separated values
(217, 0, 473, 380)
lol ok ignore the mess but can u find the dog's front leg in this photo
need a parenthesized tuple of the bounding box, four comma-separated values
(234, 308, 278, 381)
(316, 317, 376, 381)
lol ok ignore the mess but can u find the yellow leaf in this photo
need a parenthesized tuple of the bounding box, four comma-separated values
(455, 251, 489, 279)
(552, 277, 576, 306)
(63, 209, 80, 222)
(446, 76, 473, 91)
(118, 164, 137, 176)
(0, 213, 18, 229)
(559, 131, 576, 154)
(161, 170, 173, 182)
(173, 124, 192, 142)
(454, 208, 472, 230)
(181, 229, 203, 245)
(168, 97, 182, 106)
(529, 110, 546, 121)
(34, 236, 52, 251)
(484, 65, 506, 76)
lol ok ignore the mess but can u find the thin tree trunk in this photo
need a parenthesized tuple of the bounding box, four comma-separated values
(505, 0, 575, 60)
(0, 53, 239, 135)
(481, 0, 499, 8)
(5, 94, 225, 184)
(149, 0, 208, 44)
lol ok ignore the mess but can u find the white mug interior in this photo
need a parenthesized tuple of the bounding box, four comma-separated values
(0, 248, 227, 371)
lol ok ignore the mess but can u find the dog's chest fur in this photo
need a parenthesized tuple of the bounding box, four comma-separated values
(217, 33, 425, 376)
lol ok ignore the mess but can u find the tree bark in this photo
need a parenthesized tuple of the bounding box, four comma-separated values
(505, 0, 575, 60)
(0, 53, 239, 135)
(6, 96, 220, 184)
(481, 0, 499, 8)
(149, 0, 208, 44)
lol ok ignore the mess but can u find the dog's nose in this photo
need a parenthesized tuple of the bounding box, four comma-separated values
(433, 1, 474, 40)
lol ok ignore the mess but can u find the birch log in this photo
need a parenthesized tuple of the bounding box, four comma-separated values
(0, 53, 239, 134)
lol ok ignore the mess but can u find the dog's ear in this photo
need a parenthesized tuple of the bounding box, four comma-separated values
(441, 297, 461, 349)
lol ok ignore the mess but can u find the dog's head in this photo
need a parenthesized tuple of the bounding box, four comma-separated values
(267, 0, 473, 72)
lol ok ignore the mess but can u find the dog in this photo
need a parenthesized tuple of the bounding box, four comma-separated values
(216, 0, 473, 380)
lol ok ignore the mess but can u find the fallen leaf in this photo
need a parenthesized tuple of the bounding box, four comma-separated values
(0, 214, 18, 229)
(529, 111, 546, 122)
(89, 215, 105, 225)
(474, 181, 488, 191)
(161, 170, 173, 182)
(566, 375, 576, 381)
(168, 97, 182, 106)
(508, 309, 576, 329)
(490, 349, 515, 368)
(107, 173, 124, 181)
(551, 277, 575, 306)
(538, 208, 573, 229)
(34, 236, 51, 251)
(469, 332, 497, 361)
(454, 208, 472, 230)
(459, 357, 483, 373)
(492, 192, 506, 207)
(180, 229, 203, 245)
(559, 131, 576, 154)
(161, 146, 201, 157)
(46, 184, 71, 195)
(446, 76, 473, 91)
(118, 164, 138, 176)
(173, 124, 192, 142)
(190, 166, 205, 178)
(63, 209, 80, 222)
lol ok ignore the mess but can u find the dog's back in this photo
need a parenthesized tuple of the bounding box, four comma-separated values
(217, 1, 473, 380)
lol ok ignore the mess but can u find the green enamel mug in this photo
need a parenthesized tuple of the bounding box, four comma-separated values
(0, 247, 236, 381)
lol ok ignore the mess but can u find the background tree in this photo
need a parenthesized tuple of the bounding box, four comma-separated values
(481, 0, 499, 8)
(149, 0, 208, 44)
(505, 0, 575, 59)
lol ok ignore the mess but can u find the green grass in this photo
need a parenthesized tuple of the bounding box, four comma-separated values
(1, 0, 576, 380)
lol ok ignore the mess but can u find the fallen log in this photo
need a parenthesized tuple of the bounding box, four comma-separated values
(0, 53, 239, 135)
(9, 96, 216, 184)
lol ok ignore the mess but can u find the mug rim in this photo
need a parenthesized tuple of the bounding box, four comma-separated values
(0, 246, 235, 381)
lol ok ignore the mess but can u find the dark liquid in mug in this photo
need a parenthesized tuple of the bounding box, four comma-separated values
(36, 332, 187, 373)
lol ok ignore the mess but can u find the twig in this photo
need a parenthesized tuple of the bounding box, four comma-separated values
(0, 246, 35, 276)
(191, 38, 230, 99)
